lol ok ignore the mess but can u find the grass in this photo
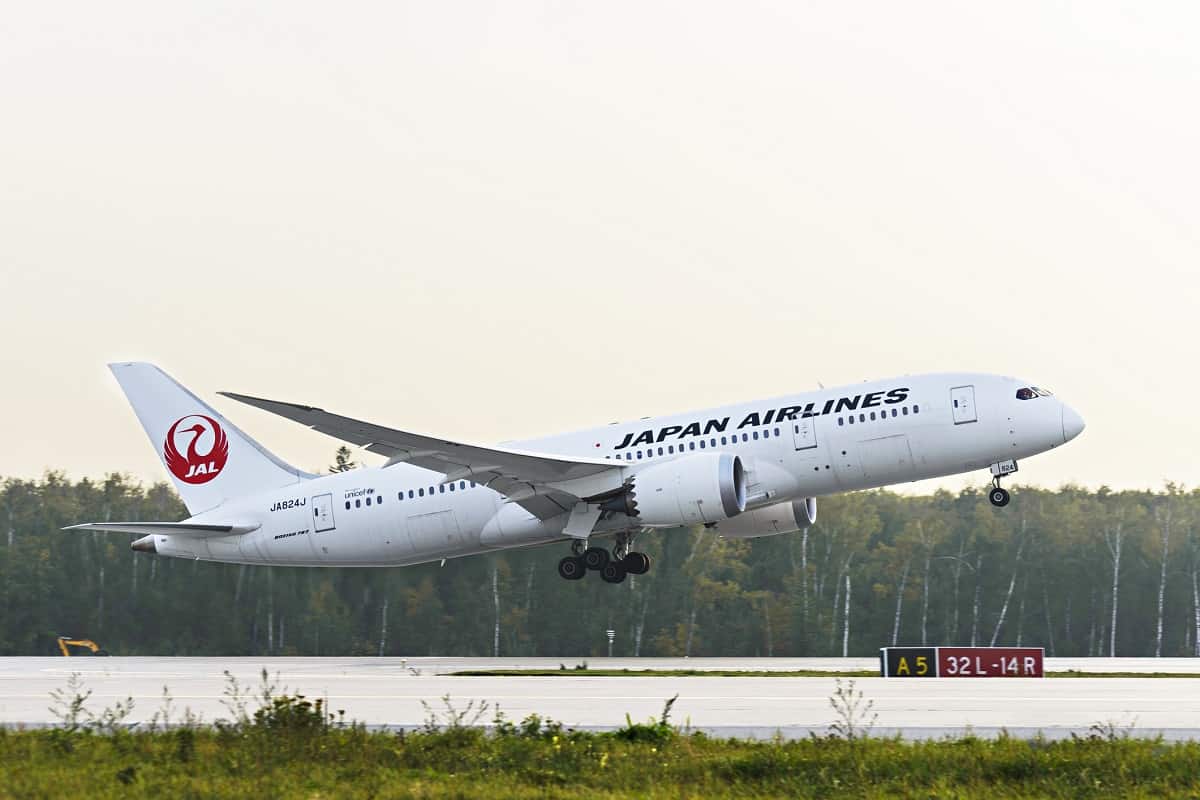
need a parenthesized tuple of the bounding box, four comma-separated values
(4, 723, 1200, 798)
(449, 668, 1200, 678)
(8, 670, 1197, 798)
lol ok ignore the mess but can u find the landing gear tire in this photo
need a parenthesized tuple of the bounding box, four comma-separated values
(600, 560, 627, 584)
(621, 552, 651, 575)
(582, 547, 610, 571)
(557, 556, 586, 580)
(989, 487, 1011, 507)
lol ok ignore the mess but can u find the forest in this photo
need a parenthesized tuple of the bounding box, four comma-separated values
(2, 469, 1198, 659)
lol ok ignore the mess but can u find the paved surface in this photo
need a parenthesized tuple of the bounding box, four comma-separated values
(4, 657, 1200, 739)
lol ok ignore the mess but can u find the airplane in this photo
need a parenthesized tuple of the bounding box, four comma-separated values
(67, 363, 1085, 583)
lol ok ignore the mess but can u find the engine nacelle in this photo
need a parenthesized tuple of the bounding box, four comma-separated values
(620, 452, 747, 526)
(713, 497, 817, 539)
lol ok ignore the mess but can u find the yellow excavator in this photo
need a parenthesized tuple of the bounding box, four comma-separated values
(57, 637, 110, 657)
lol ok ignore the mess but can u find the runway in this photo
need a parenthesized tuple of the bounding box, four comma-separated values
(3, 657, 1199, 740)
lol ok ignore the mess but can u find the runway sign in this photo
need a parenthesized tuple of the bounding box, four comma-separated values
(880, 647, 1044, 678)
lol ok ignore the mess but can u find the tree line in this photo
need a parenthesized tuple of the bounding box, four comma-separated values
(2, 469, 1198, 658)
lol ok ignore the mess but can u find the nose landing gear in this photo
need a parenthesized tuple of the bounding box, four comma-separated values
(988, 460, 1017, 507)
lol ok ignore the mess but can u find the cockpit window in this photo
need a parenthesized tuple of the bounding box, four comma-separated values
(1033, 387, 1053, 397)
(1016, 387, 1037, 400)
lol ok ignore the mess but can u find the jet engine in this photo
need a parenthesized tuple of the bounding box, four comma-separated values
(713, 497, 817, 539)
(602, 452, 747, 526)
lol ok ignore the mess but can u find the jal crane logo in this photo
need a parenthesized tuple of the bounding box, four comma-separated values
(164, 415, 229, 484)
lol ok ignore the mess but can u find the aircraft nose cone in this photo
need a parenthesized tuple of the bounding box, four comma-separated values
(1061, 404, 1085, 443)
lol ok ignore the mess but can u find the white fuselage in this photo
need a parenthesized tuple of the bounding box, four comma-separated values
(165, 372, 1080, 566)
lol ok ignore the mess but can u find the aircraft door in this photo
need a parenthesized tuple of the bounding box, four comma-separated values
(792, 415, 817, 450)
(950, 386, 977, 425)
(312, 493, 336, 532)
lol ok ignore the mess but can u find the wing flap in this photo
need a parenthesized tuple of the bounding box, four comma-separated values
(63, 521, 260, 538)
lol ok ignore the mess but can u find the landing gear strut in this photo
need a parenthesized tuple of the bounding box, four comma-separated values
(611, 531, 651, 579)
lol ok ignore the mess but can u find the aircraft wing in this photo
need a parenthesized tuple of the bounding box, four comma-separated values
(63, 521, 260, 538)
(219, 392, 622, 520)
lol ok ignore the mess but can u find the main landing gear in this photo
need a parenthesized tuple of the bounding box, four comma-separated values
(557, 532, 651, 584)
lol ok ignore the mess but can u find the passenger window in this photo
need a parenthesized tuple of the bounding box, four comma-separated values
(419, 488, 424, 496)
(408, 490, 414, 499)
(699, 440, 706, 449)
(848, 416, 855, 424)
(460, 481, 466, 490)
(774, 427, 780, 436)
(859, 413, 865, 422)
(752, 431, 759, 440)
(870, 412, 876, 421)
(658, 447, 664, 456)
(838, 417, 844, 426)
(625, 453, 632, 460)
(377, 496, 383, 504)
(721, 436, 727, 445)
(637, 451, 643, 459)
(710, 438, 716, 447)
(366, 496, 372, 506)
(470, 482, 476, 487)
(668, 445, 675, 454)
(892, 409, 898, 417)
(439, 485, 445, 493)
(449, 483, 455, 492)
(914, 405, 920, 414)
(742, 433, 748, 442)
(689, 442, 696, 451)
(902, 407, 908, 415)
(355, 499, 361, 508)
(345, 501, 351, 510)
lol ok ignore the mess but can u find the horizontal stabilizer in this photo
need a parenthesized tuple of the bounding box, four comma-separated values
(62, 521, 260, 538)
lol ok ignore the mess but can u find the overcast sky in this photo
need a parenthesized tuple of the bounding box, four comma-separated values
(2, 1, 1196, 492)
